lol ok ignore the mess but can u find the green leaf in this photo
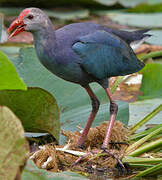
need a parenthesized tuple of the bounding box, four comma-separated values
(0, 106, 29, 180)
(0, 87, 60, 142)
(22, 160, 88, 180)
(127, 3, 162, 13)
(0, 50, 27, 90)
(139, 63, 162, 100)
(107, 12, 162, 28)
(10, 47, 129, 143)
(120, 0, 162, 8)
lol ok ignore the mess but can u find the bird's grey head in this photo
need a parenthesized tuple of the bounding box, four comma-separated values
(22, 8, 51, 32)
(8, 7, 52, 38)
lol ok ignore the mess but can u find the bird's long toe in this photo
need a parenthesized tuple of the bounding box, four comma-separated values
(101, 148, 128, 175)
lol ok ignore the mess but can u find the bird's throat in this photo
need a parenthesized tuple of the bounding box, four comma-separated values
(33, 25, 57, 61)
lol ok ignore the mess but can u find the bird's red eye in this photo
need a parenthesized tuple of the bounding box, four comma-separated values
(27, 15, 34, 20)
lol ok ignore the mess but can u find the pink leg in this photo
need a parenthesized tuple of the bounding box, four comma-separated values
(77, 85, 100, 148)
(101, 88, 118, 150)
(75, 87, 125, 172)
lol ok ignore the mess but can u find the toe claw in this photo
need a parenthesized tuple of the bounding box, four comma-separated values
(100, 149, 127, 175)
(115, 161, 130, 176)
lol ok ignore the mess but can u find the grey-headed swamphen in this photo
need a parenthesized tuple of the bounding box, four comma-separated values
(8, 8, 150, 157)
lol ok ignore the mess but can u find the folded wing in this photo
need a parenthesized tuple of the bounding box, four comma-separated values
(72, 30, 144, 80)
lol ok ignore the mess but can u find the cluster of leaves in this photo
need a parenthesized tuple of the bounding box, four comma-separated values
(124, 104, 162, 179)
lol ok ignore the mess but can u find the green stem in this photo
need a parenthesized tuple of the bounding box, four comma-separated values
(151, 146, 162, 153)
(126, 127, 162, 155)
(110, 76, 124, 94)
(130, 124, 162, 141)
(123, 156, 162, 164)
(134, 163, 162, 178)
(128, 138, 162, 157)
(140, 50, 162, 61)
(129, 104, 162, 134)
(128, 164, 154, 168)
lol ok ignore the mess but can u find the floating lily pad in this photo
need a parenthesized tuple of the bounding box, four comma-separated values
(45, 9, 89, 20)
(0, 46, 21, 57)
(0, 106, 29, 180)
(129, 98, 162, 131)
(107, 12, 162, 28)
(145, 30, 162, 45)
(94, 0, 162, 7)
(94, 0, 118, 6)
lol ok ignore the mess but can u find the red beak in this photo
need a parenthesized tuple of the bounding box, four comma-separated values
(8, 18, 26, 39)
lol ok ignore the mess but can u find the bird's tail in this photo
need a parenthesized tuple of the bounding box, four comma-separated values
(130, 29, 151, 51)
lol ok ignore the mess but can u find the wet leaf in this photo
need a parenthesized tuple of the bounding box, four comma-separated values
(139, 63, 162, 100)
(0, 7, 22, 16)
(0, 106, 29, 180)
(0, 87, 60, 142)
(107, 12, 162, 28)
(0, 50, 27, 90)
(129, 98, 162, 131)
(145, 30, 162, 45)
(94, 0, 118, 6)
(0, 46, 21, 57)
(45, 9, 89, 20)
(61, 100, 128, 131)
(10, 47, 129, 143)
(22, 160, 88, 180)
(94, 0, 162, 7)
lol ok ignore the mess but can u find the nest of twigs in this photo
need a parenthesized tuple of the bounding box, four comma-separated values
(30, 121, 129, 178)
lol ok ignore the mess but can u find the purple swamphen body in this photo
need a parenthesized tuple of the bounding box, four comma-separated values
(8, 8, 150, 150)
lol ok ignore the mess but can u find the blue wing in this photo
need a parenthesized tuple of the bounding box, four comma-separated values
(72, 30, 144, 80)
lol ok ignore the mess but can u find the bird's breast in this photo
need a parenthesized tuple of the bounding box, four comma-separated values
(36, 47, 91, 85)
